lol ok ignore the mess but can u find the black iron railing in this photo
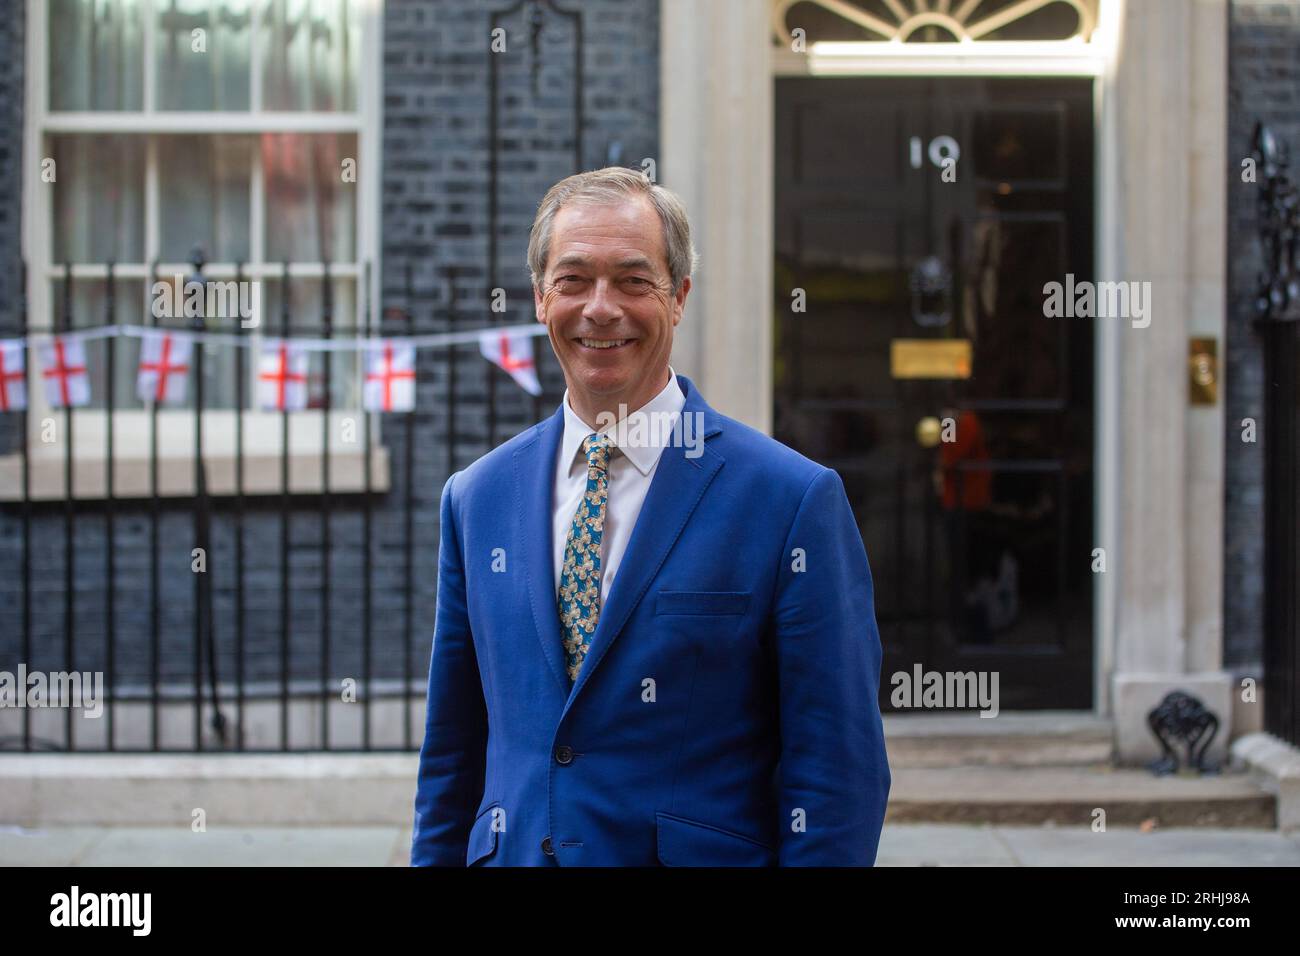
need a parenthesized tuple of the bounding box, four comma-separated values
(1, 0, 587, 753)
(0, 256, 558, 752)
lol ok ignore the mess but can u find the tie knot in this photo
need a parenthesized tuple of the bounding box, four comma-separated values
(582, 432, 614, 472)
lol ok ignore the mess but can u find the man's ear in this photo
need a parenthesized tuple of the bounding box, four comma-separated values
(533, 281, 545, 322)
(672, 276, 691, 326)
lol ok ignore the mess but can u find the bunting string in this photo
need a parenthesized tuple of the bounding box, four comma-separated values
(9, 321, 550, 351)
(0, 322, 548, 412)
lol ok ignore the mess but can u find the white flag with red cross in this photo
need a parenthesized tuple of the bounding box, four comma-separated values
(39, 335, 91, 408)
(0, 339, 26, 412)
(136, 330, 193, 405)
(258, 341, 309, 411)
(478, 329, 542, 396)
(363, 342, 416, 412)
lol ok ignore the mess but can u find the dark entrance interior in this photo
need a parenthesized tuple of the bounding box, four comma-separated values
(774, 76, 1095, 710)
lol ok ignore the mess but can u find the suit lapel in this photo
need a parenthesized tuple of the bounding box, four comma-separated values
(513, 406, 571, 696)
(563, 376, 725, 714)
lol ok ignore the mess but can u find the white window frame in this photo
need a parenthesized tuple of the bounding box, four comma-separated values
(10, 0, 388, 500)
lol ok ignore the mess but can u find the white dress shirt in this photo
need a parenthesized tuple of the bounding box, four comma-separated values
(552, 366, 685, 602)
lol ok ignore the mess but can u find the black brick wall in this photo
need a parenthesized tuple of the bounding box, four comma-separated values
(0, 0, 23, 462)
(1225, 0, 1300, 670)
(0, 0, 659, 733)
(380, 0, 658, 465)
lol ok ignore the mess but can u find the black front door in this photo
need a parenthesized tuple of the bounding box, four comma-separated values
(774, 76, 1095, 710)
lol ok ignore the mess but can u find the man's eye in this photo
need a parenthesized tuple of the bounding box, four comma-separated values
(626, 277, 651, 287)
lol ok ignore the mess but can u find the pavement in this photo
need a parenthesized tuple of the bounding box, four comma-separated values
(4, 822, 1300, 866)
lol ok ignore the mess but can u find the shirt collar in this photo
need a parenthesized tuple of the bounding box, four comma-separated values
(560, 365, 685, 478)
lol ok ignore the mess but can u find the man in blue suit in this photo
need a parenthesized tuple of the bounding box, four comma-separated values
(411, 167, 890, 866)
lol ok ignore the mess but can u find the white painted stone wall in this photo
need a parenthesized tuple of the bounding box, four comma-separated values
(1108, 0, 1231, 763)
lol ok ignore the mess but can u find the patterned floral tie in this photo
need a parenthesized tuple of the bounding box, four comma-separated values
(557, 432, 615, 683)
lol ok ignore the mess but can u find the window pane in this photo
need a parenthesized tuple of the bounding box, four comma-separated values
(159, 136, 253, 262)
(50, 0, 145, 111)
(261, 0, 361, 111)
(156, 0, 253, 110)
(185, 334, 243, 410)
(60, 278, 144, 409)
(262, 277, 359, 408)
(51, 135, 146, 264)
(263, 133, 357, 263)
(149, 264, 255, 409)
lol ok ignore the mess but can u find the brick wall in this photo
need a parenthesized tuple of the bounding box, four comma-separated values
(1225, 0, 1300, 670)
(0, 0, 23, 464)
(380, 0, 660, 460)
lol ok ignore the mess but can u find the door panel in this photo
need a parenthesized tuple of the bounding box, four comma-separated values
(774, 77, 1095, 710)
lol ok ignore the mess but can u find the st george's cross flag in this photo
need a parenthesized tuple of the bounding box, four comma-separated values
(363, 342, 416, 412)
(478, 329, 542, 396)
(258, 342, 309, 411)
(0, 339, 27, 412)
(39, 335, 91, 408)
(136, 330, 193, 405)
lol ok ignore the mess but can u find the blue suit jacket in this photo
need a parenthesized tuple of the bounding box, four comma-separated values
(410, 374, 890, 866)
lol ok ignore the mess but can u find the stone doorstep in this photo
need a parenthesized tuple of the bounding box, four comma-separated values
(1230, 732, 1300, 832)
(886, 765, 1277, 829)
(883, 710, 1115, 768)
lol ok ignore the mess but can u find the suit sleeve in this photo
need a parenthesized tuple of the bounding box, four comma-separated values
(772, 466, 891, 866)
(410, 471, 490, 866)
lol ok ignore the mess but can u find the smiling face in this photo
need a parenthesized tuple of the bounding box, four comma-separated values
(533, 196, 690, 426)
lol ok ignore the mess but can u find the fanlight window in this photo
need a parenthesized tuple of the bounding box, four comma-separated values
(772, 0, 1099, 45)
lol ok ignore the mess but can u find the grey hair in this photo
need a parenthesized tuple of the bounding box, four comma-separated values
(527, 166, 700, 294)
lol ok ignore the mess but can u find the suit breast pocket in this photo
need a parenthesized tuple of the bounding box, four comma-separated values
(655, 590, 750, 616)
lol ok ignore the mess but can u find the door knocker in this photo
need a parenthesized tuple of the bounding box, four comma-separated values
(910, 255, 952, 328)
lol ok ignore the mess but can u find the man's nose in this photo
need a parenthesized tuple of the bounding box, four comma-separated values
(582, 277, 622, 324)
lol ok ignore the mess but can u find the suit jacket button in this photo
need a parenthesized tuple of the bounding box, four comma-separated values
(541, 836, 554, 856)
(555, 745, 574, 765)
